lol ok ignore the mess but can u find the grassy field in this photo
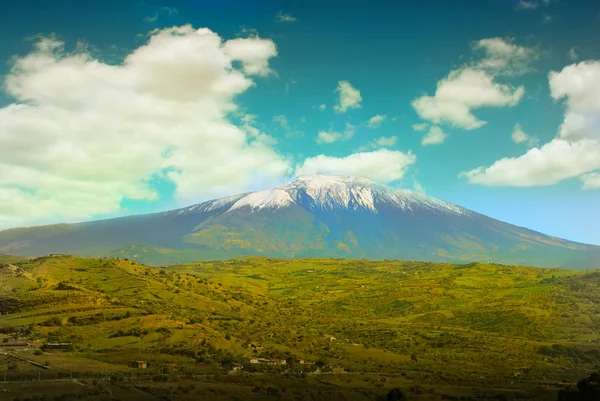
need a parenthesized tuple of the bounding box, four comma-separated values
(1, 254, 599, 400)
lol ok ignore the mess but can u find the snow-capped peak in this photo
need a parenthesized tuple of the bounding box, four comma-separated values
(168, 174, 467, 216)
(229, 189, 294, 211)
(218, 173, 467, 216)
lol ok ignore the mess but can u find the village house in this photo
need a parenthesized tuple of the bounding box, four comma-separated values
(42, 343, 72, 351)
(0, 342, 30, 351)
(257, 357, 276, 365)
(230, 363, 243, 372)
(135, 360, 147, 369)
(240, 357, 260, 366)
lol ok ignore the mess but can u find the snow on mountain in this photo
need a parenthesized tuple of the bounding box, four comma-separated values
(177, 173, 470, 216)
(229, 189, 294, 211)
(174, 193, 247, 215)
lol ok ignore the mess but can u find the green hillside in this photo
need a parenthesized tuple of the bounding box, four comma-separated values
(1, 255, 599, 400)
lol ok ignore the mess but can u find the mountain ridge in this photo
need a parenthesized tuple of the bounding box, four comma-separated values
(0, 174, 598, 268)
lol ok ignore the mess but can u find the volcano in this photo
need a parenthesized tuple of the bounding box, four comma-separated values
(0, 173, 597, 268)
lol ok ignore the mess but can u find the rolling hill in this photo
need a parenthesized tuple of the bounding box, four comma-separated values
(0, 174, 598, 268)
(1, 254, 600, 400)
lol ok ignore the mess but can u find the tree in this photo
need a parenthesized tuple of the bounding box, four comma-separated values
(386, 388, 406, 401)
(557, 371, 600, 401)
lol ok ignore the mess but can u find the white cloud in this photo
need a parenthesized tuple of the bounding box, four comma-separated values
(581, 172, 600, 190)
(273, 115, 289, 129)
(272, 114, 303, 138)
(0, 26, 290, 228)
(144, 6, 179, 22)
(516, 1, 539, 10)
(316, 122, 355, 144)
(318, 104, 326, 111)
(372, 136, 397, 147)
(366, 114, 387, 128)
(222, 37, 277, 76)
(460, 139, 600, 186)
(421, 126, 448, 146)
(299, 116, 306, 123)
(511, 123, 539, 146)
(412, 122, 429, 132)
(549, 61, 600, 141)
(276, 11, 297, 22)
(295, 149, 416, 183)
(412, 68, 524, 130)
(541, 14, 554, 23)
(462, 61, 600, 189)
(334, 81, 362, 113)
(413, 180, 426, 194)
(569, 47, 579, 61)
(316, 131, 344, 144)
(362, 136, 397, 150)
(472, 37, 538, 76)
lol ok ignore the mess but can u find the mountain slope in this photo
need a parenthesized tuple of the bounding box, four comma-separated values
(0, 174, 597, 268)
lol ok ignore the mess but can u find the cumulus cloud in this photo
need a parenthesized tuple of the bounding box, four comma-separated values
(361, 136, 397, 150)
(222, 37, 277, 76)
(334, 81, 362, 113)
(462, 61, 600, 188)
(295, 149, 417, 183)
(316, 122, 355, 144)
(144, 6, 178, 22)
(569, 47, 579, 61)
(460, 139, 600, 186)
(516, 1, 539, 10)
(581, 172, 600, 190)
(316, 131, 344, 144)
(273, 115, 289, 129)
(472, 37, 538, 76)
(366, 114, 387, 128)
(371, 136, 397, 147)
(515, 0, 555, 10)
(511, 123, 539, 146)
(421, 126, 448, 146)
(0, 26, 290, 228)
(413, 180, 426, 194)
(412, 68, 524, 130)
(412, 123, 429, 132)
(272, 114, 302, 139)
(549, 62, 600, 141)
(276, 11, 297, 22)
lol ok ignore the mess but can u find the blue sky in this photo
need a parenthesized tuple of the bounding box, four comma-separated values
(0, 0, 599, 244)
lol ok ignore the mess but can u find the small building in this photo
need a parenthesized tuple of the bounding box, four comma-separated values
(231, 363, 243, 371)
(241, 357, 260, 366)
(136, 361, 147, 369)
(0, 342, 30, 351)
(42, 343, 72, 351)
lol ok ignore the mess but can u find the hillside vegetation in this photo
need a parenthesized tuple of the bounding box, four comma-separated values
(1, 255, 599, 400)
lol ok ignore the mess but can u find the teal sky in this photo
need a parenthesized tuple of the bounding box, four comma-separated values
(0, 0, 599, 245)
